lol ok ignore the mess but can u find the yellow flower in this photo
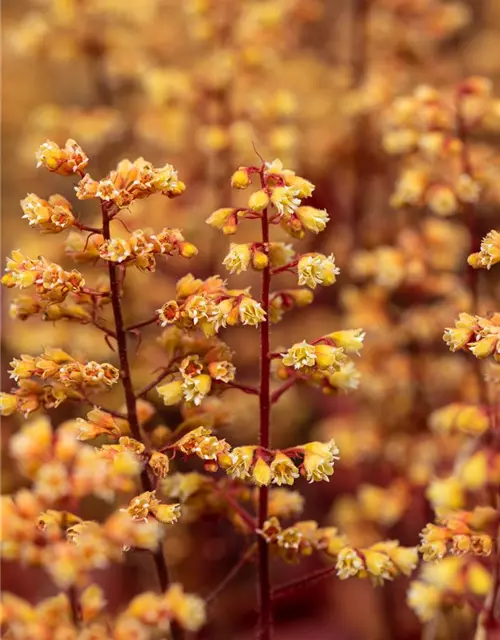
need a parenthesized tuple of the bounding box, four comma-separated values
(205, 207, 234, 229)
(270, 186, 301, 218)
(248, 190, 270, 212)
(327, 329, 365, 354)
(182, 374, 212, 406)
(223, 243, 251, 274)
(270, 453, 299, 486)
(468, 335, 497, 358)
(150, 502, 181, 524)
(458, 451, 488, 490)
(226, 446, 255, 480)
(281, 341, 316, 369)
(297, 254, 339, 289)
(295, 206, 329, 233)
(443, 312, 477, 351)
(336, 548, 364, 579)
(238, 297, 266, 326)
(407, 581, 441, 622)
(157, 380, 184, 406)
(252, 457, 272, 486)
(313, 345, 346, 371)
(426, 477, 464, 511)
(302, 440, 339, 482)
(207, 361, 236, 383)
(426, 185, 458, 216)
(231, 169, 251, 189)
(149, 452, 170, 478)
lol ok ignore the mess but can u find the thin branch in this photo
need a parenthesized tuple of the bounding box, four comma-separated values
(211, 482, 257, 532)
(135, 366, 173, 399)
(221, 381, 259, 396)
(271, 378, 299, 404)
(271, 564, 336, 601)
(125, 316, 158, 332)
(205, 544, 257, 605)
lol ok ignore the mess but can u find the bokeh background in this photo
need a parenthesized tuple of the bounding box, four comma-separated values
(3, 1, 500, 638)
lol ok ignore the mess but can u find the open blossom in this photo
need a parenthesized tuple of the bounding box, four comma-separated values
(301, 440, 340, 482)
(297, 253, 339, 289)
(238, 297, 266, 326)
(223, 243, 251, 274)
(282, 341, 317, 369)
(21, 193, 75, 233)
(36, 138, 88, 175)
(271, 185, 301, 218)
(295, 207, 330, 233)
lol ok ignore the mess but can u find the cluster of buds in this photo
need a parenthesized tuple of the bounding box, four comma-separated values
(382, 79, 500, 215)
(225, 439, 340, 485)
(114, 584, 206, 635)
(3, 495, 169, 589)
(36, 138, 88, 175)
(75, 156, 186, 207)
(278, 330, 365, 394)
(207, 159, 329, 239)
(2, 250, 85, 302)
(20, 193, 75, 233)
(428, 403, 489, 437)
(8, 348, 119, 389)
(444, 312, 500, 360)
(157, 350, 236, 407)
(419, 508, 495, 561)
(383, 78, 499, 154)
(336, 541, 419, 585)
(468, 229, 500, 270)
(1, 584, 206, 639)
(98, 227, 198, 271)
(408, 556, 492, 622)
(123, 491, 181, 525)
(156, 274, 265, 336)
(7, 417, 141, 501)
(259, 516, 347, 562)
(223, 241, 294, 275)
(9, 292, 94, 323)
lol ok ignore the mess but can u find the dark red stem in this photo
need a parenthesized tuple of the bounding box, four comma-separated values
(257, 168, 272, 639)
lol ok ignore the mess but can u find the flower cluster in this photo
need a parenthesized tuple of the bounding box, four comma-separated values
(419, 508, 495, 561)
(444, 312, 500, 360)
(1, 583, 206, 638)
(20, 193, 75, 233)
(156, 274, 266, 336)
(75, 156, 186, 206)
(468, 229, 500, 270)
(207, 159, 328, 238)
(2, 250, 85, 301)
(408, 557, 491, 622)
(98, 227, 198, 271)
(428, 403, 489, 437)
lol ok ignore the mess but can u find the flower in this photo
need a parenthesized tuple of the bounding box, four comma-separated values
(252, 457, 272, 486)
(271, 186, 301, 218)
(302, 440, 339, 482)
(281, 341, 316, 369)
(297, 254, 339, 289)
(157, 380, 184, 406)
(238, 297, 266, 326)
(270, 453, 299, 486)
(295, 207, 329, 233)
(223, 244, 251, 274)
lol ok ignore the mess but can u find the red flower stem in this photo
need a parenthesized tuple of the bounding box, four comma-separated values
(223, 381, 259, 395)
(211, 482, 257, 531)
(271, 377, 299, 404)
(205, 544, 257, 605)
(124, 316, 158, 332)
(270, 260, 298, 275)
(271, 564, 336, 601)
(100, 200, 173, 601)
(257, 167, 272, 640)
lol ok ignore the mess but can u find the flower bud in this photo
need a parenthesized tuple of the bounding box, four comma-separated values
(251, 249, 269, 270)
(206, 208, 234, 229)
(231, 169, 251, 189)
(248, 190, 270, 212)
(157, 380, 184, 406)
(252, 457, 271, 486)
(179, 242, 198, 258)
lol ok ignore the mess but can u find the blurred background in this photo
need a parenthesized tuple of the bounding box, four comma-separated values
(3, 1, 500, 638)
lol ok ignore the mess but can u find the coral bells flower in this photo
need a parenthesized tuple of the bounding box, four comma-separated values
(226, 446, 256, 481)
(295, 207, 330, 234)
(297, 253, 339, 289)
(223, 243, 251, 274)
(231, 168, 251, 189)
(21, 193, 75, 233)
(270, 185, 301, 218)
(326, 329, 366, 354)
(208, 361, 236, 382)
(301, 440, 340, 482)
(36, 139, 88, 175)
(270, 452, 300, 486)
(282, 341, 317, 370)
(125, 491, 181, 525)
(238, 297, 266, 326)
(468, 230, 500, 269)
